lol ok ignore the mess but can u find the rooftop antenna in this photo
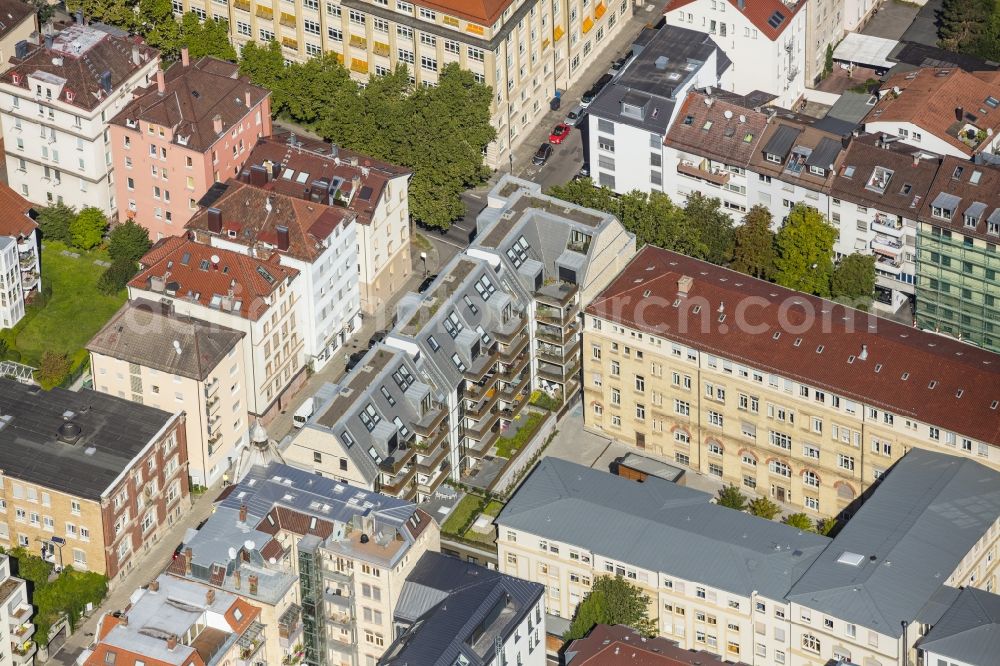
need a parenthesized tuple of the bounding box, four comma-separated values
(173, 340, 182, 355)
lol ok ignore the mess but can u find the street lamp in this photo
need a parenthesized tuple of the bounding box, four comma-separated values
(420, 252, 427, 276)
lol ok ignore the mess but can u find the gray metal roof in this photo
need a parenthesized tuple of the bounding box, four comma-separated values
(931, 191, 962, 210)
(762, 124, 802, 158)
(917, 587, 1000, 665)
(965, 201, 987, 220)
(498, 457, 829, 600)
(587, 25, 729, 134)
(988, 208, 1000, 225)
(381, 552, 543, 666)
(787, 448, 1000, 637)
(0, 380, 177, 500)
(805, 137, 843, 170)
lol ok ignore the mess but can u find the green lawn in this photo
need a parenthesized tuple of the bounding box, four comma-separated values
(441, 495, 484, 536)
(5, 241, 125, 367)
(495, 411, 546, 459)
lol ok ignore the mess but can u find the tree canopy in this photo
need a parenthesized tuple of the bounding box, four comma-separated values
(108, 219, 152, 264)
(938, 0, 1000, 61)
(566, 575, 657, 640)
(748, 496, 781, 520)
(36, 203, 76, 244)
(782, 513, 816, 532)
(774, 205, 837, 297)
(831, 253, 876, 309)
(732, 205, 776, 279)
(70, 207, 108, 250)
(716, 484, 748, 511)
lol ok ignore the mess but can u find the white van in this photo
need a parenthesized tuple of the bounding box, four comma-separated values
(292, 398, 315, 428)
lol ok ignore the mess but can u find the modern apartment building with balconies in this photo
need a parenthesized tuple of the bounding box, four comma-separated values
(0, 554, 36, 666)
(171, 0, 634, 169)
(0, 183, 39, 329)
(0, 22, 159, 215)
(168, 461, 439, 666)
(582, 246, 1000, 519)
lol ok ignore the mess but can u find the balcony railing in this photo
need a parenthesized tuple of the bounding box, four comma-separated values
(677, 161, 730, 186)
(871, 214, 905, 237)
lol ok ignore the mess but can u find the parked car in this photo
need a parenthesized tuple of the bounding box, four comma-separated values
(549, 123, 572, 144)
(292, 398, 315, 429)
(367, 330, 387, 349)
(580, 88, 598, 107)
(346, 349, 367, 371)
(565, 104, 584, 126)
(418, 273, 438, 293)
(611, 50, 633, 72)
(532, 143, 553, 166)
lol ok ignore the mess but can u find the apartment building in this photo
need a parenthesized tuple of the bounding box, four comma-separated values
(286, 175, 634, 498)
(168, 461, 439, 666)
(842, 0, 877, 32)
(0, 380, 190, 584)
(862, 68, 1000, 160)
(916, 588, 999, 666)
(0, 23, 159, 214)
(585, 25, 731, 193)
(185, 169, 361, 369)
(243, 133, 412, 316)
(0, 0, 36, 100)
(381, 551, 546, 666)
(172, 0, 633, 169)
(565, 624, 751, 666)
(497, 450, 1000, 666)
(109, 50, 272, 241)
(128, 237, 305, 423)
(497, 456, 830, 664)
(88, 299, 250, 487)
(0, 183, 39, 329)
(664, 0, 807, 108)
(83, 574, 266, 666)
(582, 246, 1000, 518)
(914, 157, 1000, 352)
(802, 0, 840, 85)
(662, 89, 770, 212)
(0, 553, 36, 666)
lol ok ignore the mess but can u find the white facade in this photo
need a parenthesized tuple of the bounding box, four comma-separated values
(0, 554, 35, 665)
(665, 0, 807, 108)
(0, 29, 159, 215)
(0, 229, 40, 329)
(863, 120, 996, 160)
(804, 0, 843, 83)
(843, 0, 879, 32)
(208, 221, 361, 370)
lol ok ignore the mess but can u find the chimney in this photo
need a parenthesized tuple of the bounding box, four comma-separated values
(248, 575, 259, 595)
(249, 165, 267, 186)
(119, 614, 128, 627)
(148, 580, 159, 592)
(181, 47, 190, 67)
(44, 33, 53, 49)
(912, 153, 921, 166)
(245, 90, 252, 108)
(859, 344, 869, 361)
(207, 207, 222, 233)
(239, 503, 248, 522)
(132, 45, 140, 66)
(75, 9, 84, 25)
(351, 175, 361, 194)
(206, 588, 216, 605)
(677, 275, 694, 297)
(275, 225, 290, 252)
(213, 114, 223, 135)
(167, 636, 177, 651)
(156, 69, 165, 94)
(234, 570, 242, 590)
(955, 107, 964, 122)
(738, 0, 745, 9)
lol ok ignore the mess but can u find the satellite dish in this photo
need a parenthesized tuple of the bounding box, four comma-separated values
(724, 109, 733, 119)
(244, 540, 255, 551)
(211, 254, 220, 264)
(228, 547, 237, 559)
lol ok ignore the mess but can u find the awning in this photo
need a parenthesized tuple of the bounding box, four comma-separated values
(833, 32, 898, 70)
(595, 2, 607, 18)
(582, 17, 594, 33)
(553, 25, 565, 41)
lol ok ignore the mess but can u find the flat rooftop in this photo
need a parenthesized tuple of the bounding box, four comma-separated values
(478, 192, 607, 249)
(0, 380, 176, 500)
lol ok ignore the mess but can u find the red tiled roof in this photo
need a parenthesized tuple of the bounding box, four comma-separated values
(664, 0, 805, 40)
(0, 182, 37, 239)
(255, 505, 334, 539)
(224, 597, 260, 634)
(110, 57, 270, 153)
(129, 237, 298, 321)
(566, 625, 749, 665)
(917, 156, 1000, 243)
(2, 25, 157, 112)
(0, 0, 37, 41)
(259, 538, 285, 561)
(185, 180, 353, 262)
(244, 133, 410, 225)
(865, 68, 1000, 156)
(664, 91, 770, 166)
(586, 246, 1000, 448)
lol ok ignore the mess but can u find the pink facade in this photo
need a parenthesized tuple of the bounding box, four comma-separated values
(110, 55, 272, 241)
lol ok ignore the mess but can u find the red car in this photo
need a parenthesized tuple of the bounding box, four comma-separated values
(549, 123, 572, 144)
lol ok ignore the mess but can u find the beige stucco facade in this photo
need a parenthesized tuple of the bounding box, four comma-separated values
(581, 316, 1000, 520)
(90, 341, 252, 487)
(357, 174, 411, 316)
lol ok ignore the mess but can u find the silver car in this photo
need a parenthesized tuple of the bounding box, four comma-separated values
(565, 104, 584, 126)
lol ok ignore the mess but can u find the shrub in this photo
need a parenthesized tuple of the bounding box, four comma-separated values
(69, 207, 108, 251)
(97, 258, 139, 295)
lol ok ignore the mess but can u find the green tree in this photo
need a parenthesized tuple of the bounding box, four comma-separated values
(108, 219, 152, 264)
(823, 43, 834, 78)
(31, 0, 56, 25)
(36, 203, 76, 244)
(782, 512, 816, 531)
(816, 517, 838, 536)
(97, 258, 139, 295)
(566, 575, 657, 640)
(238, 40, 288, 112)
(68, 0, 139, 31)
(139, 0, 182, 59)
(682, 193, 735, 265)
(748, 497, 781, 520)
(35, 351, 72, 390)
(732, 205, 776, 279)
(831, 253, 876, 309)
(286, 54, 359, 127)
(69, 207, 108, 250)
(938, 0, 1000, 60)
(546, 178, 621, 213)
(181, 14, 238, 61)
(716, 484, 748, 511)
(774, 205, 836, 297)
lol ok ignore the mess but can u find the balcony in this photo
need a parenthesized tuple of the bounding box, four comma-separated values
(871, 214, 905, 238)
(415, 442, 449, 474)
(875, 254, 903, 275)
(413, 404, 446, 437)
(466, 426, 500, 457)
(372, 41, 390, 57)
(255, 5, 273, 19)
(329, 609, 354, 628)
(466, 409, 501, 440)
(204, 378, 220, 398)
(536, 321, 579, 345)
(380, 464, 417, 496)
(499, 352, 530, 383)
(871, 234, 902, 256)
(20, 272, 38, 291)
(466, 387, 500, 419)
(278, 604, 303, 650)
(323, 566, 354, 584)
(206, 393, 221, 416)
(535, 281, 578, 307)
(494, 313, 526, 343)
(11, 640, 35, 665)
(499, 332, 529, 363)
(349, 34, 367, 49)
(465, 375, 499, 399)
(279, 11, 295, 26)
(677, 160, 730, 186)
(417, 461, 450, 495)
(234, 0, 250, 9)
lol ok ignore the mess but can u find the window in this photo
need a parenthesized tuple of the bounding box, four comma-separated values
(839, 454, 855, 471)
(768, 460, 791, 477)
(421, 55, 437, 71)
(802, 634, 820, 653)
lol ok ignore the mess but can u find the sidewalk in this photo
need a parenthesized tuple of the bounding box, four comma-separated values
(46, 482, 227, 665)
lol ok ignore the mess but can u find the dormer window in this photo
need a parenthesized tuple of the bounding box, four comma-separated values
(965, 215, 978, 228)
(808, 166, 826, 176)
(765, 153, 782, 164)
(932, 206, 953, 220)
